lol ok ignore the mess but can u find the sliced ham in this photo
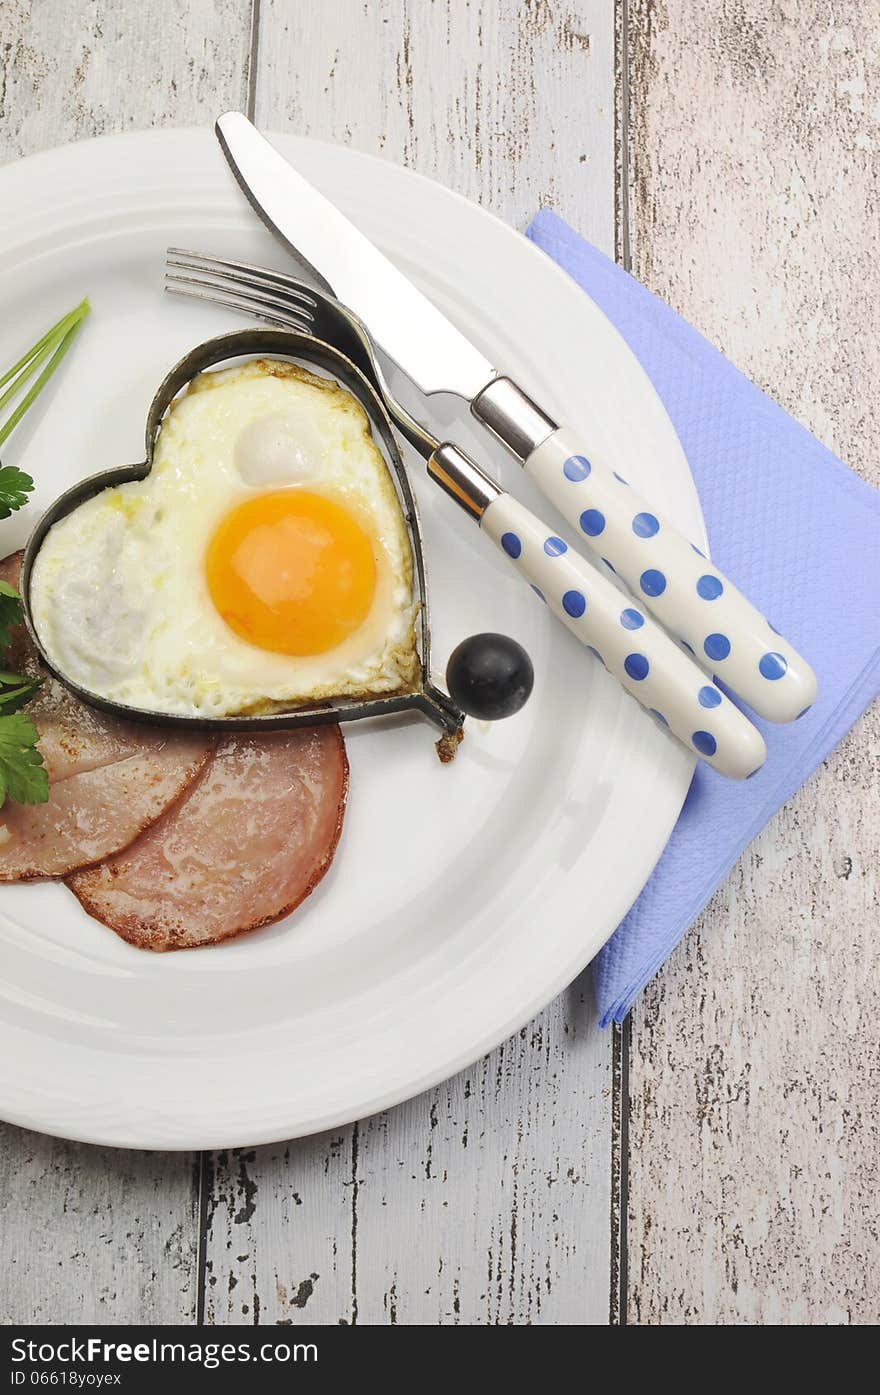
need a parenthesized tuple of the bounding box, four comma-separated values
(67, 728, 349, 951)
(0, 551, 212, 879)
(0, 747, 212, 880)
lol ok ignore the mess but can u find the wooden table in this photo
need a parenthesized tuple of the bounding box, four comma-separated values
(2, 0, 877, 1326)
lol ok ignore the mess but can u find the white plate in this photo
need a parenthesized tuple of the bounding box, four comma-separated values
(0, 130, 702, 1149)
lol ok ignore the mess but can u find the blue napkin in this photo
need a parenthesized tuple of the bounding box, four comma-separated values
(526, 208, 880, 1027)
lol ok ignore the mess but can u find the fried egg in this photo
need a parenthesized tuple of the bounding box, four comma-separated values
(30, 360, 420, 717)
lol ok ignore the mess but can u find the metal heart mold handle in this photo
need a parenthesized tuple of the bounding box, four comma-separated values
(480, 493, 766, 780)
(521, 427, 817, 723)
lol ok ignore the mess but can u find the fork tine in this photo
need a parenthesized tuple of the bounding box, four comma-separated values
(165, 263, 316, 318)
(166, 249, 318, 309)
(164, 275, 315, 333)
(164, 255, 317, 322)
(164, 268, 317, 329)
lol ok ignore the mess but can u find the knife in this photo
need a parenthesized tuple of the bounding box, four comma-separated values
(215, 111, 817, 725)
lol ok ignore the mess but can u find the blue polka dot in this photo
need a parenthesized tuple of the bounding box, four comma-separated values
(587, 645, 604, 666)
(632, 512, 660, 538)
(613, 472, 628, 485)
(531, 584, 546, 603)
(640, 568, 667, 597)
(681, 640, 695, 655)
(649, 709, 668, 726)
(562, 589, 586, 618)
(696, 574, 723, 600)
(579, 508, 605, 537)
(620, 608, 645, 630)
(602, 558, 616, 573)
(704, 632, 731, 662)
(692, 730, 717, 757)
(698, 684, 722, 708)
(759, 651, 788, 680)
(544, 535, 568, 557)
(563, 454, 591, 481)
(501, 531, 522, 559)
(624, 652, 650, 681)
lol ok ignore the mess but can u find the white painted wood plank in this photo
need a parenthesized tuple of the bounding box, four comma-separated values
(0, 0, 252, 162)
(0, 1127, 200, 1324)
(202, 0, 618, 1325)
(0, 0, 253, 1324)
(255, 0, 615, 247)
(205, 984, 611, 1325)
(624, 0, 880, 1325)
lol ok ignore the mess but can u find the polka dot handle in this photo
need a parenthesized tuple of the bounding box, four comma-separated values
(481, 492, 766, 779)
(523, 428, 817, 723)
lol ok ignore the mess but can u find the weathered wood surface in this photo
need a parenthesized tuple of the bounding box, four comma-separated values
(624, 0, 880, 1325)
(200, 0, 617, 1327)
(0, 0, 252, 159)
(0, 1132, 199, 1325)
(204, 993, 611, 1326)
(256, 0, 615, 247)
(0, 0, 251, 1326)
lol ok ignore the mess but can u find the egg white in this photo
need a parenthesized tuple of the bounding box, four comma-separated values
(31, 360, 420, 717)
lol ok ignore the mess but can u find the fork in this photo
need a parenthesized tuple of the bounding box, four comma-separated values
(164, 249, 766, 779)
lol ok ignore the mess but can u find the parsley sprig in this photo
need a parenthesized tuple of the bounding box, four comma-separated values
(0, 583, 46, 806)
(0, 580, 22, 650)
(0, 711, 47, 805)
(0, 466, 35, 520)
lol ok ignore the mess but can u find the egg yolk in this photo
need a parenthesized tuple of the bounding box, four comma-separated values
(206, 490, 377, 656)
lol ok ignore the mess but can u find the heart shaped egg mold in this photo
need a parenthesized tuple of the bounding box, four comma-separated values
(21, 328, 463, 736)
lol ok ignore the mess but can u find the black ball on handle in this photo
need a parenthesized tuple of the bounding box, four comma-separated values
(445, 633, 534, 721)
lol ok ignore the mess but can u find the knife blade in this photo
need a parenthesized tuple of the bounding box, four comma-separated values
(215, 111, 818, 727)
(216, 111, 496, 402)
